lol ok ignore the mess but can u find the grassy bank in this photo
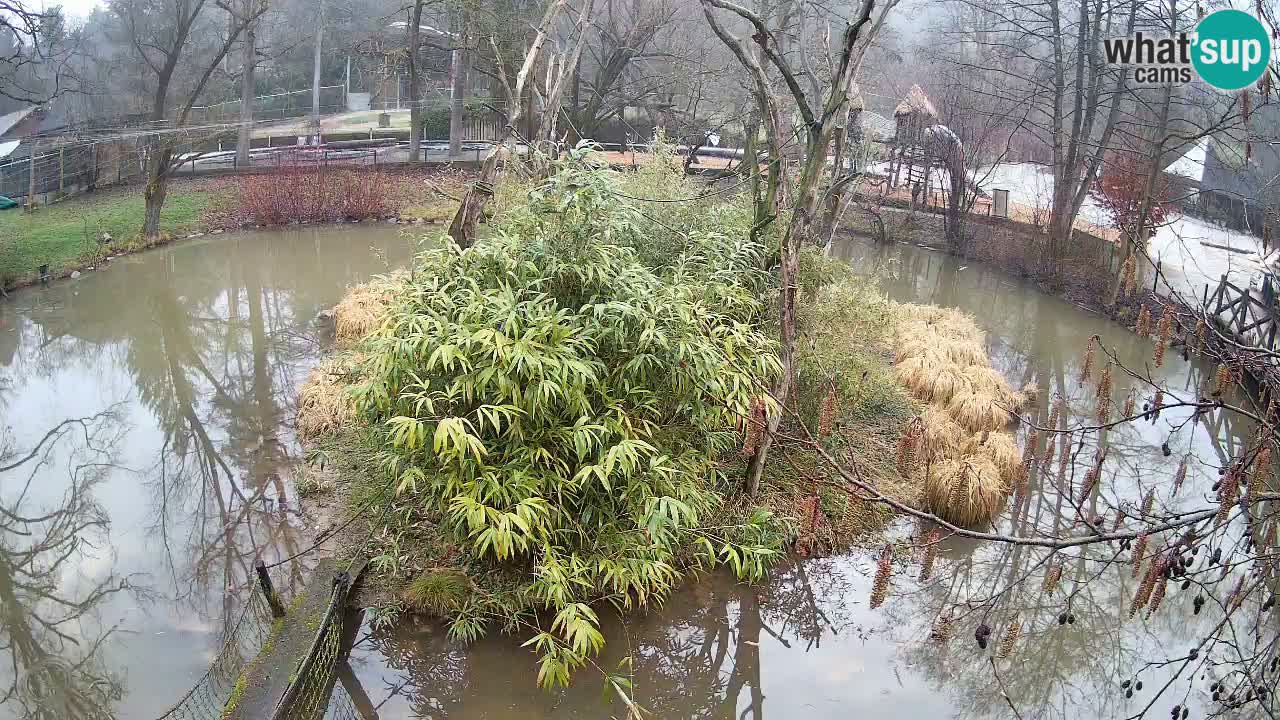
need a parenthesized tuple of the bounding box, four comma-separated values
(0, 180, 214, 288)
(0, 169, 464, 293)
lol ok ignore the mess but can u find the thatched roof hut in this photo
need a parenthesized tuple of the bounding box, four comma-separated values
(894, 85, 938, 119)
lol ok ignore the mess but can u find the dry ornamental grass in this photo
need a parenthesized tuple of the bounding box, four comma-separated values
(891, 302, 1027, 527)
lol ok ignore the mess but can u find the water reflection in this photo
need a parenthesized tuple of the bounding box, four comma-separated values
(0, 226, 416, 718)
(0, 410, 130, 719)
(344, 236, 1274, 720)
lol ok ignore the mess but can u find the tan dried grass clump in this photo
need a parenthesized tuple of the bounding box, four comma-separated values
(296, 356, 361, 440)
(920, 406, 964, 462)
(892, 302, 1022, 528)
(960, 432, 1022, 482)
(894, 356, 969, 403)
(947, 389, 1014, 433)
(333, 273, 406, 344)
(924, 456, 1008, 527)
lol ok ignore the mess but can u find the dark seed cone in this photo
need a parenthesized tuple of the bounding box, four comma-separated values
(1132, 532, 1149, 577)
(870, 544, 893, 609)
(1042, 562, 1063, 594)
(1154, 310, 1174, 367)
(1081, 339, 1097, 384)
(997, 620, 1021, 659)
(819, 387, 837, 437)
(975, 623, 992, 650)
(920, 533, 939, 582)
(1172, 456, 1189, 496)
(1136, 305, 1152, 336)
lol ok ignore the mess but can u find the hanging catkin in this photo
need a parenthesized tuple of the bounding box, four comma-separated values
(997, 620, 1021, 659)
(870, 544, 893, 609)
(1154, 310, 1174, 367)
(1081, 338, 1096, 384)
(1132, 532, 1149, 577)
(1136, 305, 1152, 336)
(819, 386, 837, 437)
(920, 529, 940, 581)
(1172, 456, 1189, 496)
(1217, 466, 1239, 527)
(1097, 363, 1114, 422)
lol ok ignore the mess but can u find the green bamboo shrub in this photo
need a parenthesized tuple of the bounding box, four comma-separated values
(351, 152, 785, 686)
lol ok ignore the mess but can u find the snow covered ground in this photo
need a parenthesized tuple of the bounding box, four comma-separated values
(865, 159, 1272, 303)
(977, 163, 1271, 303)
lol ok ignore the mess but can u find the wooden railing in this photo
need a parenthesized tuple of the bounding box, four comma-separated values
(1205, 274, 1280, 351)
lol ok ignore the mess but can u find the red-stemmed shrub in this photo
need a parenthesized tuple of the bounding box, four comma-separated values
(232, 164, 399, 226)
(1094, 153, 1172, 238)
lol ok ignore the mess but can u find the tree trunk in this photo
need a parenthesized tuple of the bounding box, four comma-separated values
(407, 0, 424, 162)
(448, 47, 469, 158)
(143, 143, 171, 239)
(236, 8, 256, 167)
(311, 0, 324, 136)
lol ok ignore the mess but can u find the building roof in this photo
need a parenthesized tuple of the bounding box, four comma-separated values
(894, 85, 937, 118)
(1164, 137, 1207, 181)
(0, 106, 36, 139)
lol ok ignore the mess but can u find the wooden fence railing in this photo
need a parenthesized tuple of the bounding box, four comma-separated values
(1205, 273, 1280, 353)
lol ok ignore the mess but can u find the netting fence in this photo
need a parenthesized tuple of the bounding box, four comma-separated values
(0, 138, 150, 204)
(151, 564, 290, 720)
(190, 86, 348, 124)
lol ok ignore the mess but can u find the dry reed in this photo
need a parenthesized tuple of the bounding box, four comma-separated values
(924, 456, 1007, 527)
(333, 275, 404, 344)
(296, 356, 360, 440)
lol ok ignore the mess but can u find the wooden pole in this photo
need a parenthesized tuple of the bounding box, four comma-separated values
(255, 560, 287, 618)
(26, 141, 37, 210)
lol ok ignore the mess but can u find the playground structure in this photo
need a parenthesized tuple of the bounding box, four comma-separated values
(884, 84, 984, 216)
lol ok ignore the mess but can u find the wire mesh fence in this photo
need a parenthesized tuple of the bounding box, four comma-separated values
(151, 586, 280, 720)
(269, 571, 356, 720)
(190, 86, 348, 124)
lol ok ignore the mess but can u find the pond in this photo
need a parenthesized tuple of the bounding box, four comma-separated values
(0, 224, 417, 719)
(342, 237, 1272, 719)
(0, 228, 1270, 719)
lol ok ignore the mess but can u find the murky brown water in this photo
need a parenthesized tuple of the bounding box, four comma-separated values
(1, 229, 1271, 720)
(341, 237, 1274, 719)
(0, 224, 416, 719)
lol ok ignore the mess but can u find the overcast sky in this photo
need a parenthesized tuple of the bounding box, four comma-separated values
(52, 0, 103, 20)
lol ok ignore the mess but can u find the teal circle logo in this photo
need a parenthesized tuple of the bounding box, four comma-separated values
(1192, 9, 1271, 91)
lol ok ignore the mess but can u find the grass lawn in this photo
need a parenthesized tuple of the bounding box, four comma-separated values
(0, 183, 212, 286)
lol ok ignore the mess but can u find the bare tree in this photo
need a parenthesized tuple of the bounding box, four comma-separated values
(702, 0, 897, 495)
(111, 0, 266, 238)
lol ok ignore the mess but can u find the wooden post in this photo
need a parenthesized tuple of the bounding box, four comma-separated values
(25, 141, 37, 210)
(58, 147, 65, 194)
(255, 559, 287, 618)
